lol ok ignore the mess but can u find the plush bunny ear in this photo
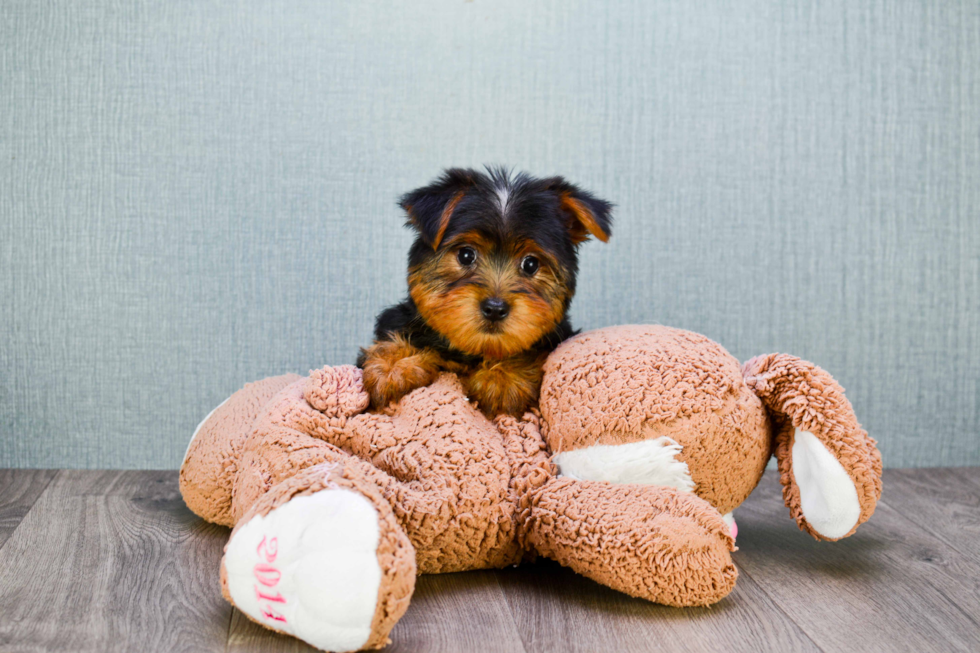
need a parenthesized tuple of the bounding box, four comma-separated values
(543, 177, 613, 244)
(742, 354, 883, 541)
(399, 168, 477, 250)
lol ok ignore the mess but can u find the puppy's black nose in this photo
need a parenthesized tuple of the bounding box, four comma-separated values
(480, 297, 510, 322)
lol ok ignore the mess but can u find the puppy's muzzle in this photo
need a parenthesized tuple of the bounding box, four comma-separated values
(480, 297, 510, 322)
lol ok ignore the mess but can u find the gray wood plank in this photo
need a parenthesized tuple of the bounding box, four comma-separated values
(881, 468, 980, 564)
(0, 470, 232, 653)
(3, 468, 979, 652)
(0, 469, 58, 549)
(386, 571, 527, 653)
(227, 610, 315, 653)
(498, 557, 820, 653)
(734, 471, 980, 653)
(227, 569, 528, 653)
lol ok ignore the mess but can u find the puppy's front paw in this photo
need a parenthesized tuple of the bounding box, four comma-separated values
(465, 354, 545, 416)
(359, 337, 441, 409)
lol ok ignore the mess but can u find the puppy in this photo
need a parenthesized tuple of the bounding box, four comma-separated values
(357, 167, 613, 416)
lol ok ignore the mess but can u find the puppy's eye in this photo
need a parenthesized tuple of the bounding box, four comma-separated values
(457, 247, 477, 266)
(521, 255, 540, 276)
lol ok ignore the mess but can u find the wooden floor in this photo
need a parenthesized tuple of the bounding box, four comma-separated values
(0, 469, 978, 653)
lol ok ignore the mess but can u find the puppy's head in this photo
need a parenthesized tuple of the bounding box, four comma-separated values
(401, 167, 613, 359)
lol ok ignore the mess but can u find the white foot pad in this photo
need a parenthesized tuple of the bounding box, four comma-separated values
(224, 488, 383, 652)
(792, 428, 861, 539)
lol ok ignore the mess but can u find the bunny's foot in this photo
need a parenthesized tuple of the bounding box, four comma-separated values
(222, 465, 415, 652)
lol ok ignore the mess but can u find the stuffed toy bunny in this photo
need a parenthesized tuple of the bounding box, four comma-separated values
(180, 325, 881, 652)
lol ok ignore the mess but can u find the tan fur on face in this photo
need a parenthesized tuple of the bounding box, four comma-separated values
(408, 232, 569, 359)
(561, 192, 609, 244)
(431, 191, 466, 250)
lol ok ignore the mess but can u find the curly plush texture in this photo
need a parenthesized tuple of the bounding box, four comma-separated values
(305, 364, 370, 417)
(180, 325, 881, 652)
(528, 478, 737, 606)
(742, 354, 882, 539)
(181, 373, 301, 527)
(540, 325, 771, 514)
(231, 369, 525, 574)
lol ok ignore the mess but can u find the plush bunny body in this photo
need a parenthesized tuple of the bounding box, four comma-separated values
(180, 325, 881, 652)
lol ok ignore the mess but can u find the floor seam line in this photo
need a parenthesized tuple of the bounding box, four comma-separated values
(0, 469, 61, 555)
(494, 572, 532, 653)
(877, 496, 980, 566)
(224, 607, 235, 653)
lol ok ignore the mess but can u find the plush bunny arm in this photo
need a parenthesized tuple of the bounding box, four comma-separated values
(742, 354, 882, 540)
(527, 479, 737, 607)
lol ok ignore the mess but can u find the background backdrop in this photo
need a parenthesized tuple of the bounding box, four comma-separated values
(2, 1, 978, 469)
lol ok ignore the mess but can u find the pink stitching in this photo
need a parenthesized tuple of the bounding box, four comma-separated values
(253, 563, 281, 587)
(261, 606, 287, 623)
(255, 587, 286, 603)
(252, 535, 288, 623)
(257, 536, 278, 563)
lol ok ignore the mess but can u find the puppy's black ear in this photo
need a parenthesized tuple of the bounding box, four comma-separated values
(544, 177, 613, 244)
(399, 168, 476, 250)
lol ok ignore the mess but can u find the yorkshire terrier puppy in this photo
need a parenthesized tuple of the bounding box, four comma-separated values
(357, 167, 613, 416)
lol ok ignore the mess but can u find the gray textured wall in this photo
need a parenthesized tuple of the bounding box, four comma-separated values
(2, 1, 978, 469)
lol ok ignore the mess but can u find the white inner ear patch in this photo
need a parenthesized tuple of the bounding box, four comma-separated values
(791, 428, 861, 539)
(552, 437, 695, 493)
